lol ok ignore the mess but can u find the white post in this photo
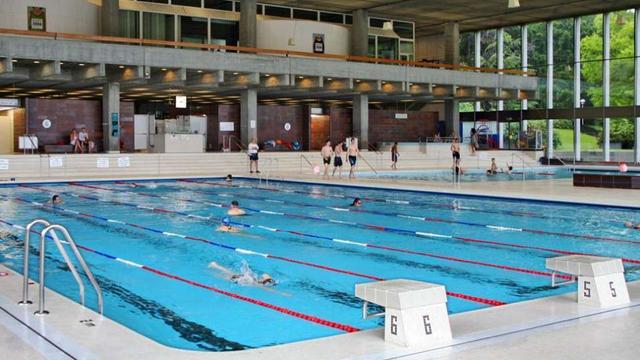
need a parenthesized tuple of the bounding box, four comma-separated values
(603, 13, 611, 161)
(521, 24, 528, 132)
(546, 21, 554, 160)
(574, 17, 581, 162)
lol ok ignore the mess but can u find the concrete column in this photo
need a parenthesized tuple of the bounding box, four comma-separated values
(603, 13, 611, 161)
(546, 21, 554, 160)
(443, 22, 460, 137)
(240, 88, 258, 146)
(574, 17, 581, 162)
(353, 94, 369, 149)
(521, 24, 528, 132)
(239, 0, 257, 47)
(102, 82, 120, 153)
(101, 0, 119, 37)
(635, 8, 640, 164)
(350, 9, 369, 57)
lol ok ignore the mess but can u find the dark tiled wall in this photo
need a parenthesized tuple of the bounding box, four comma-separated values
(257, 105, 307, 150)
(217, 104, 241, 150)
(26, 98, 134, 152)
(329, 107, 352, 145)
(369, 110, 438, 146)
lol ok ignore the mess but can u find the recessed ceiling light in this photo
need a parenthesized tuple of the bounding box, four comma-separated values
(197, 70, 203, 73)
(59, 62, 64, 65)
(298, 76, 304, 79)
(161, 68, 167, 71)
(356, 79, 361, 83)
(327, 78, 332, 81)
(11, 59, 18, 63)
(33, 60, 40, 64)
(118, 65, 125, 69)
(382, 81, 386, 84)
(78, 63, 85, 66)
(265, 74, 270, 77)
(233, 72, 239, 75)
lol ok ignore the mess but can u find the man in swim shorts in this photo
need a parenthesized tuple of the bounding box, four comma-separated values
(227, 200, 246, 216)
(320, 140, 333, 178)
(450, 137, 461, 167)
(332, 141, 344, 178)
(347, 137, 359, 179)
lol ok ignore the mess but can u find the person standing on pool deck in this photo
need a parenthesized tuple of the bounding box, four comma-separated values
(332, 141, 344, 178)
(391, 142, 399, 170)
(347, 137, 359, 179)
(451, 137, 461, 168)
(247, 138, 260, 174)
(320, 139, 333, 178)
(470, 128, 478, 155)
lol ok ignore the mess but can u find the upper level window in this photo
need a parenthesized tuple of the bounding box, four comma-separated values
(171, 0, 201, 6)
(139, 0, 169, 4)
(393, 21, 413, 39)
(320, 12, 343, 24)
(293, 9, 317, 21)
(204, 0, 232, 11)
(369, 18, 386, 28)
(265, 5, 291, 18)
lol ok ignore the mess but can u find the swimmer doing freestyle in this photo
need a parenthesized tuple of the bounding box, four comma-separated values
(208, 261, 276, 286)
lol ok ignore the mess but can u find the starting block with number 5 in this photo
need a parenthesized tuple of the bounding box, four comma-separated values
(355, 279, 452, 348)
(546, 255, 630, 308)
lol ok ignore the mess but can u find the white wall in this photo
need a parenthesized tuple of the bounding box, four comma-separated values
(0, 0, 99, 35)
(257, 18, 349, 55)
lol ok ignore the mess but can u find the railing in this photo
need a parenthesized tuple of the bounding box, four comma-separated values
(367, 144, 384, 168)
(0, 28, 535, 76)
(359, 154, 378, 177)
(511, 153, 529, 181)
(299, 154, 314, 175)
(259, 158, 279, 187)
(20, 220, 103, 315)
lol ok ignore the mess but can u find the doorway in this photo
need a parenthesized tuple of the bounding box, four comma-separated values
(0, 111, 13, 154)
(309, 115, 330, 150)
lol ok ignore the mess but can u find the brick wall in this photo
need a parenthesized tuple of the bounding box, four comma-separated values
(369, 110, 438, 146)
(258, 105, 307, 150)
(25, 98, 134, 152)
(329, 107, 352, 146)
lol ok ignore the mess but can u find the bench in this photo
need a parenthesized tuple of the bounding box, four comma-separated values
(44, 145, 74, 154)
(355, 279, 452, 347)
(546, 255, 629, 307)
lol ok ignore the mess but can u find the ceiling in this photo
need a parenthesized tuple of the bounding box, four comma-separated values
(261, 0, 639, 35)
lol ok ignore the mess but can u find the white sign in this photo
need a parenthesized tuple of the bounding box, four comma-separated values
(284, 122, 291, 131)
(395, 113, 408, 120)
(250, 120, 256, 129)
(310, 107, 323, 115)
(220, 122, 235, 132)
(0, 98, 19, 107)
(0, 159, 8, 170)
(49, 157, 63, 168)
(42, 119, 51, 129)
(175, 96, 187, 109)
(97, 158, 110, 168)
(117, 157, 130, 168)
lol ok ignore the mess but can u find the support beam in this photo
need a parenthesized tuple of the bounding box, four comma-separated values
(603, 13, 611, 161)
(239, 0, 257, 47)
(101, 0, 120, 37)
(102, 82, 120, 153)
(240, 88, 257, 146)
(574, 17, 581, 162)
(353, 94, 369, 149)
(546, 21, 554, 160)
(351, 9, 369, 57)
(635, 8, 640, 164)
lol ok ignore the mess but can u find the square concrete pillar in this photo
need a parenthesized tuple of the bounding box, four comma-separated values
(101, 0, 120, 37)
(102, 82, 120, 153)
(239, 0, 257, 48)
(350, 9, 369, 57)
(353, 94, 369, 149)
(240, 88, 258, 146)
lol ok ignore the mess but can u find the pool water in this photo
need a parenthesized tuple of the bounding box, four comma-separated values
(360, 167, 571, 182)
(0, 178, 639, 351)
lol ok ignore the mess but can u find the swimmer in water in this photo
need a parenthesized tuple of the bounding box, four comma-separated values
(208, 261, 276, 286)
(624, 221, 640, 230)
(350, 197, 362, 207)
(216, 217, 239, 233)
(52, 194, 63, 204)
(227, 200, 246, 216)
(225, 174, 233, 184)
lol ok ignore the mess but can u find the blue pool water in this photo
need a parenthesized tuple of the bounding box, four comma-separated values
(0, 178, 639, 351)
(360, 167, 571, 182)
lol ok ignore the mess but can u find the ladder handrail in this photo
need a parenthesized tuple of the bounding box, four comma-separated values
(19, 219, 50, 305)
(359, 154, 378, 176)
(34, 224, 104, 315)
(299, 154, 314, 175)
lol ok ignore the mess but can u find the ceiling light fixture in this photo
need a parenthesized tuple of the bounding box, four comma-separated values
(508, 0, 520, 8)
(78, 63, 85, 66)
(33, 60, 40, 64)
(161, 68, 167, 71)
(233, 72, 239, 75)
(118, 65, 125, 69)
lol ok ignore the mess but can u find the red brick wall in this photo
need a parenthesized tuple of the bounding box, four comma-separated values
(26, 98, 134, 152)
(310, 115, 330, 150)
(217, 104, 241, 150)
(257, 105, 306, 150)
(368, 110, 438, 146)
(329, 107, 352, 146)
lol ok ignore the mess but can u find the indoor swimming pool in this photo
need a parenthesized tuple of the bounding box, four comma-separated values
(0, 178, 639, 351)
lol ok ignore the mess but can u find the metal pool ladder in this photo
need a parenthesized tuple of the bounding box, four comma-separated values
(18, 219, 103, 316)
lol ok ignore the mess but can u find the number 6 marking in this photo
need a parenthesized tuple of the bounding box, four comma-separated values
(422, 315, 432, 335)
(610, 281, 617, 297)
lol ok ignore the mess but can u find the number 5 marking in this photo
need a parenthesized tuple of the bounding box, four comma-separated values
(583, 281, 591, 298)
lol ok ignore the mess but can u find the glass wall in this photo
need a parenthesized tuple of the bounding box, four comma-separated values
(119, 10, 139, 38)
(610, 117, 636, 161)
(377, 37, 399, 59)
(610, 10, 635, 107)
(527, 22, 547, 109)
(179, 16, 207, 44)
(143, 13, 175, 41)
(580, 14, 603, 107)
(504, 26, 522, 110)
(459, 32, 475, 66)
(210, 19, 238, 47)
(552, 18, 574, 109)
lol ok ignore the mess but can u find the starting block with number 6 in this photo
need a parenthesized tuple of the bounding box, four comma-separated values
(355, 279, 452, 348)
(546, 255, 629, 308)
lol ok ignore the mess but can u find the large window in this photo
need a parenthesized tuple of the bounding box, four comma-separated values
(143, 13, 175, 41)
(459, 32, 474, 67)
(527, 22, 547, 109)
(580, 14, 603, 107)
(480, 29, 497, 68)
(377, 36, 398, 60)
(119, 10, 139, 38)
(180, 16, 207, 44)
(504, 26, 522, 110)
(610, 10, 635, 107)
(204, 0, 233, 11)
(552, 18, 574, 109)
(210, 19, 238, 46)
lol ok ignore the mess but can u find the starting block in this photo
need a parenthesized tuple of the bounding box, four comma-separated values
(546, 255, 630, 307)
(355, 279, 452, 348)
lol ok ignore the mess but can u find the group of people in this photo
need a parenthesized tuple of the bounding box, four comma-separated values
(319, 137, 360, 179)
(69, 127, 93, 153)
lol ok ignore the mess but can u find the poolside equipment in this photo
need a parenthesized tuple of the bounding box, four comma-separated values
(546, 255, 629, 307)
(355, 279, 452, 347)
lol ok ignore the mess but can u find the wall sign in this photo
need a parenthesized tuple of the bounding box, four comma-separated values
(0, 98, 19, 107)
(27, 7, 46, 31)
(42, 119, 51, 129)
(0, 159, 8, 170)
(49, 157, 63, 168)
(111, 112, 120, 137)
(250, 120, 256, 129)
(395, 113, 408, 120)
(175, 95, 187, 109)
(312, 33, 325, 54)
(284, 122, 291, 131)
(97, 158, 109, 168)
(220, 122, 234, 132)
(117, 157, 130, 168)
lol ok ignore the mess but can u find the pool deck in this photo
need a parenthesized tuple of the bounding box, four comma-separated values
(1, 173, 640, 359)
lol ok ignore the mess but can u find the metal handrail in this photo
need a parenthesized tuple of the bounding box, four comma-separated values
(510, 152, 528, 181)
(19, 219, 50, 305)
(299, 154, 314, 175)
(359, 154, 378, 177)
(33, 224, 103, 315)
